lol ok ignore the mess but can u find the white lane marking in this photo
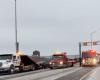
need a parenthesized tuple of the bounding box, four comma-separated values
(40, 67, 81, 80)
(86, 67, 100, 80)
(80, 70, 93, 80)
(80, 67, 98, 80)
(6, 67, 81, 80)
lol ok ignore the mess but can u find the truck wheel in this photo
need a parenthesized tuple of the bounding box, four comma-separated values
(50, 67, 53, 69)
(30, 65, 35, 71)
(19, 67, 23, 72)
(19, 63, 24, 72)
(9, 65, 15, 74)
(71, 63, 74, 67)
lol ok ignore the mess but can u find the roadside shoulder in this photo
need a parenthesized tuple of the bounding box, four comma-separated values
(80, 67, 100, 80)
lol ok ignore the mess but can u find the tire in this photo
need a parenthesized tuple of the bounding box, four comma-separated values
(71, 63, 74, 67)
(9, 65, 15, 74)
(30, 65, 35, 71)
(19, 64, 24, 72)
(50, 67, 53, 69)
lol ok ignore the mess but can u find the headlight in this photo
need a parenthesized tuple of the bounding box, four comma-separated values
(82, 59, 85, 64)
(49, 62, 52, 64)
(60, 61, 63, 65)
(93, 58, 97, 64)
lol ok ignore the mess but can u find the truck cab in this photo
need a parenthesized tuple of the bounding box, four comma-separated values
(49, 52, 74, 69)
(0, 53, 38, 74)
(0, 54, 20, 73)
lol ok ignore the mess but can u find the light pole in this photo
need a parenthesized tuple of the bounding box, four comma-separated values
(15, 0, 19, 55)
(79, 42, 82, 67)
(90, 31, 96, 49)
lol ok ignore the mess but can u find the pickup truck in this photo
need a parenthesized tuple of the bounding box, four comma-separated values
(49, 52, 75, 69)
(0, 54, 38, 74)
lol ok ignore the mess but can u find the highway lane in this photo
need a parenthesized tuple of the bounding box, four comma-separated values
(56, 67, 94, 80)
(56, 64, 100, 80)
(0, 67, 81, 80)
(0, 64, 98, 80)
(81, 66, 100, 80)
(0, 69, 50, 80)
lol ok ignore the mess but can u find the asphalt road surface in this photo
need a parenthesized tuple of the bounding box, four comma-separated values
(0, 64, 98, 80)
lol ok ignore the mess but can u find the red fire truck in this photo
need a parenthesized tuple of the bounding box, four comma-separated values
(49, 52, 74, 69)
(82, 50, 97, 66)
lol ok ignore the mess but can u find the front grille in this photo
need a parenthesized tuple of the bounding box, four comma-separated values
(0, 63, 2, 67)
(52, 62, 59, 65)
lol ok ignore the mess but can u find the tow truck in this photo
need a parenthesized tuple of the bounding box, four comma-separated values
(0, 52, 38, 74)
(49, 52, 74, 69)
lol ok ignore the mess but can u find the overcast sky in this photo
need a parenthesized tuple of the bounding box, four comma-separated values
(0, 0, 100, 56)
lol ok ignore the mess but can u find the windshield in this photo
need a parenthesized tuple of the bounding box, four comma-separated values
(13, 56, 16, 59)
(52, 55, 64, 60)
(82, 53, 96, 58)
(0, 55, 12, 60)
